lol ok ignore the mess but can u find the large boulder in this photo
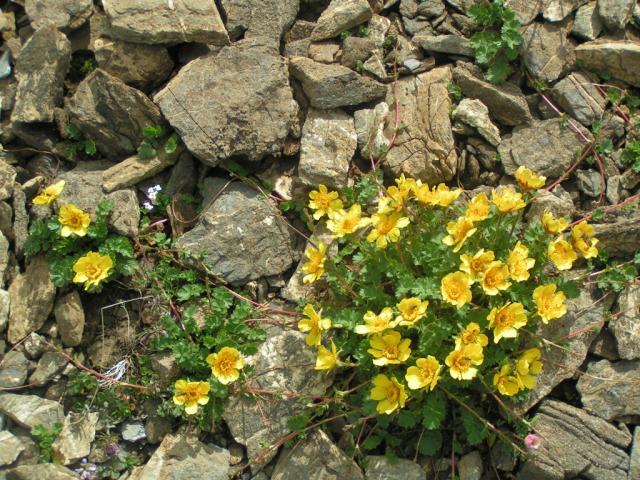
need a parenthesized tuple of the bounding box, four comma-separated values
(520, 21, 574, 83)
(551, 72, 606, 126)
(24, 0, 93, 31)
(575, 40, 640, 88)
(52, 412, 99, 465)
(311, 0, 372, 41)
(0, 393, 64, 430)
(593, 217, 640, 257)
(221, 0, 299, 46)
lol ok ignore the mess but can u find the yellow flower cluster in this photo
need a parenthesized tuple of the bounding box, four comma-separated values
(298, 304, 344, 372)
(546, 220, 599, 271)
(493, 348, 543, 396)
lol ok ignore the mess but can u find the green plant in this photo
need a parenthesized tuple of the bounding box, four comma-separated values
(64, 123, 97, 160)
(31, 423, 63, 462)
(355, 60, 365, 74)
(66, 372, 132, 423)
(448, 82, 463, 102)
(358, 24, 369, 37)
(468, 0, 522, 84)
(137, 125, 180, 160)
(622, 139, 640, 173)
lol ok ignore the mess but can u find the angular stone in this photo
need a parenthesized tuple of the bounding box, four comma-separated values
(0, 289, 9, 333)
(593, 217, 640, 257)
(609, 283, 640, 360)
(0, 430, 25, 466)
(631, 428, 640, 480)
(121, 420, 146, 442)
(520, 22, 574, 83)
(155, 39, 298, 167)
(28, 351, 68, 387)
(54, 290, 85, 347)
(517, 400, 631, 480)
(102, 146, 182, 192)
(271, 430, 363, 480)
(24, 0, 92, 31)
(221, 0, 299, 46)
(414, 33, 474, 57)
(150, 351, 180, 387)
(12, 25, 71, 123)
(589, 328, 619, 360)
(542, 0, 587, 21)
(0, 230, 8, 287)
(12, 186, 29, 258)
(576, 169, 601, 197)
(575, 40, 640, 88)
(551, 72, 606, 125)
(5, 464, 78, 480)
(311, 0, 372, 41)
(504, 0, 544, 25)
(383, 66, 457, 184)
(0, 351, 28, 388)
(458, 451, 483, 480)
(7, 255, 55, 344)
(0, 393, 64, 429)
(452, 99, 501, 146)
(102, 0, 229, 45)
(596, 0, 634, 30)
(365, 455, 425, 480)
(0, 161, 16, 201)
(52, 412, 98, 465)
(341, 36, 377, 69)
(572, 2, 602, 40)
(354, 101, 389, 160)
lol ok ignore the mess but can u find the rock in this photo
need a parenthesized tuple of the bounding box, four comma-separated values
(176, 183, 295, 285)
(54, 291, 85, 347)
(0, 393, 64, 429)
(504, 0, 544, 24)
(150, 351, 180, 387)
(121, 420, 146, 442)
(341, 36, 377, 69)
(551, 72, 605, 126)
(452, 99, 501, 146)
(572, 2, 603, 40)
(576, 169, 602, 197)
(94, 38, 173, 90)
(576, 40, 640, 88)
(25, 0, 92, 31)
(520, 22, 574, 83)
(136, 434, 229, 480)
(311, 0, 372, 41)
(365, 455, 425, 480)
(452, 64, 532, 126)
(354, 101, 389, 159)
(12, 186, 29, 258)
(526, 187, 574, 222)
(631, 428, 640, 480)
(298, 109, 357, 190)
(0, 430, 25, 466)
(165, 153, 197, 197)
(596, 0, 634, 30)
(498, 118, 590, 178)
(414, 33, 475, 57)
(51, 412, 98, 465)
(7, 255, 55, 344)
(290, 56, 386, 109)
(0, 161, 16, 201)
(606, 175, 622, 205)
(610, 284, 640, 360)
(102, 0, 229, 45)
(12, 25, 71, 123)
(5, 464, 78, 480)
(224, 326, 333, 466)
(0, 351, 29, 388)
(542, 0, 587, 21)
(589, 328, 619, 360)
(458, 451, 483, 480)
(221, 0, 299, 46)
(28, 351, 68, 386)
(0, 289, 9, 333)
(593, 217, 640, 256)
(102, 147, 182, 192)
(0, 230, 8, 287)
(383, 66, 457, 184)
(271, 429, 363, 480)
(145, 415, 172, 444)
(309, 42, 341, 63)
(155, 39, 298, 167)
(23, 333, 48, 360)
(576, 359, 640, 421)
(518, 400, 631, 480)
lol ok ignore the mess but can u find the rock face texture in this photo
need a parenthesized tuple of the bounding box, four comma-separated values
(0, 393, 64, 430)
(311, 0, 372, 41)
(575, 40, 640, 88)
(609, 283, 640, 359)
(221, 0, 299, 46)
(155, 39, 298, 167)
(25, 0, 93, 30)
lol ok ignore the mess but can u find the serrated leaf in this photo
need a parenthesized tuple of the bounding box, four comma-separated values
(65, 123, 81, 141)
(460, 409, 489, 446)
(362, 434, 383, 450)
(486, 57, 511, 84)
(418, 430, 442, 455)
(49, 256, 75, 288)
(143, 125, 164, 139)
(164, 133, 179, 154)
(422, 392, 446, 430)
(84, 139, 97, 156)
(137, 140, 157, 159)
(396, 410, 418, 428)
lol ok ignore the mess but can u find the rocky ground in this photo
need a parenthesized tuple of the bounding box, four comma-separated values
(0, 0, 638, 479)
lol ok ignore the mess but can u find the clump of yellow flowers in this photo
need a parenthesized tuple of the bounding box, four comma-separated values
(298, 166, 599, 443)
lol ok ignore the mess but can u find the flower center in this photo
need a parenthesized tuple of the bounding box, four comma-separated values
(384, 345, 399, 359)
(218, 357, 233, 373)
(68, 213, 84, 228)
(371, 318, 388, 330)
(316, 194, 331, 210)
(454, 353, 471, 371)
(494, 310, 512, 328)
(184, 387, 201, 401)
(386, 385, 399, 402)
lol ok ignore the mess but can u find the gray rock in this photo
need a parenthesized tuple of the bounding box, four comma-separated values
(610, 284, 640, 360)
(341, 36, 377, 69)
(25, 0, 92, 31)
(621, 167, 640, 190)
(0, 351, 28, 388)
(606, 175, 622, 205)
(504, 0, 543, 24)
(452, 99, 501, 146)
(526, 187, 574, 223)
(572, 2, 603, 40)
(518, 400, 631, 480)
(102, 146, 182, 192)
(458, 451, 483, 480)
(155, 39, 298, 167)
(310, 42, 339, 64)
(51, 412, 98, 465)
(593, 217, 640, 257)
(12, 186, 28, 258)
(271, 429, 363, 480)
(5, 464, 77, 480)
(22, 333, 48, 360)
(543, 0, 587, 21)
(0, 289, 9, 333)
(7, 255, 55, 344)
(551, 72, 606, 126)
(136, 434, 229, 480)
(0, 161, 16, 201)
(576, 169, 602, 197)
(28, 351, 68, 387)
(520, 21, 574, 83)
(354, 102, 390, 159)
(384, 66, 457, 184)
(576, 40, 640, 88)
(176, 183, 295, 285)
(631, 428, 640, 480)
(144, 415, 172, 444)
(498, 118, 590, 178)
(150, 351, 180, 387)
(311, 0, 372, 41)
(102, 0, 229, 45)
(299, 109, 357, 190)
(596, 0, 634, 30)
(368, 15, 391, 48)
(12, 25, 71, 123)
(0, 393, 64, 429)
(54, 291, 85, 347)
(453, 64, 532, 126)
(221, 0, 299, 46)
(576, 359, 640, 421)
(121, 420, 146, 442)
(589, 328, 619, 360)
(414, 33, 474, 57)
(365, 455, 425, 480)
(290, 56, 387, 109)
(0, 430, 25, 466)
(165, 153, 197, 197)
(0, 230, 8, 287)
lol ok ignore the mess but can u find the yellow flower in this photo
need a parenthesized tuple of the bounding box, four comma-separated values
(533, 284, 566, 323)
(460, 249, 495, 283)
(327, 204, 370, 238)
(413, 182, 461, 207)
(59, 204, 91, 237)
(72, 252, 113, 291)
(395, 297, 429, 326)
(445, 344, 484, 380)
(370, 374, 407, 414)
(441, 271, 473, 308)
(32, 180, 65, 206)
(355, 307, 399, 335)
(302, 242, 327, 284)
(315, 341, 341, 371)
(516, 348, 543, 389)
(541, 210, 568, 234)
(465, 192, 490, 222)
(366, 211, 410, 249)
(395, 174, 416, 195)
(308, 184, 343, 220)
(405, 356, 442, 391)
(298, 304, 332, 346)
(368, 330, 411, 366)
(492, 187, 526, 214)
(507, 241, 535, 281)
(487, 302, 528, 343)
(385, 184, 411, 211)
(173, 380, 210, 415)
(481, 261, 512, 296)
(547, 237, 577, 271)
(206, 347, 245, 385)
(571, 221, 598, 259)
(515, 166, 546, 191)
(454, 322, 489, 349)
(493, 365, 520, 396)
(442, 217, 477, 253)
(412, 180, 438, 205)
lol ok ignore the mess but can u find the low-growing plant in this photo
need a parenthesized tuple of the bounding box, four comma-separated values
(64, 123, 97, 160)
(31, 422, 63, 463)
(137, 125, 180, 160)
(66, 371, 132, 424)
(622, 139, 640, 173)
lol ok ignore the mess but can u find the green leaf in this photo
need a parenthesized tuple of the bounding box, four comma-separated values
(556, 278, 580, 299)
(65, 123, 81, 141)
(137, 140, 157, 159)
(164, 133, 179, 154)
(84, 139, 97, 156)
(176, 283, 205, 303)
(396, 410, 418, 428)
(421, 392, 446, 430)
(362, 434, 383, 450)
(287, 413, 311, 431)
(460, 409, 489, 446)
(50, 256, 75, 288)
(485, 56, 511, 84)
(143, 125, 164, 139)
(418, 430, 442, 455)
